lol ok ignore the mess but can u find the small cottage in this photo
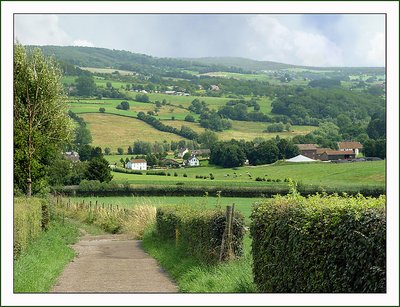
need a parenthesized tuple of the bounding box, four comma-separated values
(186, 155, 200, 167)
(126, 159, 147, 170)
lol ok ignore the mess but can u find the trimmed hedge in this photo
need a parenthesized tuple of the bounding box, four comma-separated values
(156, 205, 245, 263)
(53, 182, 385, 198)
(250, 193, 386, 293)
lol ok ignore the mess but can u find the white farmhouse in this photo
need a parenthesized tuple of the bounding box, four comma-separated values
(337, 141, 363, 155)
(186, 155, 200, 167)
(126, 159, 147, 170)
(177, 148, 189, 158)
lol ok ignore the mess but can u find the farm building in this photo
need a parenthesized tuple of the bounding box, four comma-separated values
(126, 159, 147, 170)
(186, 155, 200, 167)
(177, 148, 189, 158)
(295, 144, 318, 159)
(337, 141, 363, 155)
(316, 149, 355, 161)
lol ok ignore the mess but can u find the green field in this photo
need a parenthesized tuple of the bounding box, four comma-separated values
(80, 113, 184, 151)
(106, 159, 385, 188)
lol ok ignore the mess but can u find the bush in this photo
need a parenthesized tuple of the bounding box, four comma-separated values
(14, 198, 43, 258)
(99, 107, 105, 113)
(250, 193, 386, 293)
(183, 173, 187, 177)
(146, 171, 167, 176)
(156, 206, 245, 263)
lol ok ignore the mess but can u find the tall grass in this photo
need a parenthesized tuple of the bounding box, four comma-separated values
(55, 198, 156, 238)
(142, 228, 256, 293)
(14, 198, 43, 258)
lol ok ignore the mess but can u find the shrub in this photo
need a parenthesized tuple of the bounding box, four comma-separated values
(183, 173, 187, 177)
(146, 171, 167, 176)
(174, 172, 178, 177)
(250, 193, 386, 293)
(156, 205, 245, 263)
(14, 198, 44, 258)
(99, 107, 105, 113)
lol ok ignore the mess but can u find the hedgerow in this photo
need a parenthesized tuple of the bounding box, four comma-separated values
(54, 183, 385, 198)
(250, 191, 386, 293)
(156, 205, 245, 263)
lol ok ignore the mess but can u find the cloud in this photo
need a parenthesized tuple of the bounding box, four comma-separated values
(247, 15, 343, 66)
(14, 15, 71, 46)
(73, 39, 95, 47)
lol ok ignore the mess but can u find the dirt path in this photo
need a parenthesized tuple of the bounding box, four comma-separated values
(51, 234, 178, 293)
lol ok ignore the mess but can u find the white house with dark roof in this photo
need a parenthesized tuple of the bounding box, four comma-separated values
(186, 155, 200, 167)
(126, 159, 147, 170)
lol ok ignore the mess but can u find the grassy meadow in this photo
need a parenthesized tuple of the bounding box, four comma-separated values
(80, 113, 184, 151)
(105, 159, 385, 188)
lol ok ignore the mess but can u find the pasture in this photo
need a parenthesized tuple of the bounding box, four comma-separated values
(80, 113, 184, 151)
(106, 159, 385, 188)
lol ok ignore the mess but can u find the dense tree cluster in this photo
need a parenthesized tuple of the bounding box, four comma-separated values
(199, 110, 232, 131)
(209, 137, 299, 168)
(271, 88, 384, 126)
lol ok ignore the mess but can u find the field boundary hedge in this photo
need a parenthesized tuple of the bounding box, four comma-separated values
(53, 182, 385, 198)
(155, 205, 245, 263)
(250, 193, 386, 293)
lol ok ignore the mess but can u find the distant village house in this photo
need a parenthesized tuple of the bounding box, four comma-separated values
(186, 155, 200, 167)
(126, 159, 147, 170)
(337, 141, 363, 155)
(177, 148, 189, 158)
(63, 151, 80, 162)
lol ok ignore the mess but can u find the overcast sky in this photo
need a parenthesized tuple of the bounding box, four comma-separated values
(14, 14, 385, 67)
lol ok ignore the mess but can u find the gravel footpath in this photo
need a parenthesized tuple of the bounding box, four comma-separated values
(51, 234, 178, 293)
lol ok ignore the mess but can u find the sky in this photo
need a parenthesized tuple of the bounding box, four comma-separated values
(14, 14, 385, 66)
(13, 14, 385, 67)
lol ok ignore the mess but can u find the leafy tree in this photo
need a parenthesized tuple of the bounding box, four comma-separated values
(184, 114, 195, 122)
(135, 93, 150, 103)
(91, 146, 103, 159)
(78, 144, 93, 161)
(265, 122, 285, 133)
(85, 157, 113, 182)
(117, 147, 124, 155)
(106, 81, 112, 88)
(247, 140, 279, 165)
(99, 107, 105, 113)
(74, 125, 92, 148)
(363, 139, 386, 159)
(198, 130, 219, 148)
(367, 112, 386, 140)
(209, 141, 246, 168)
(75, 75, 96, 96)
(14, 44, 73, 195)
(104, 147, 111, 155)
(276, 138, 299, 160)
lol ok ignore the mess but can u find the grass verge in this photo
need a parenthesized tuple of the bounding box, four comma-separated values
(142, 227, 256, 293)
(13, 220, 79, 292)
(13, 218, 105, 292)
